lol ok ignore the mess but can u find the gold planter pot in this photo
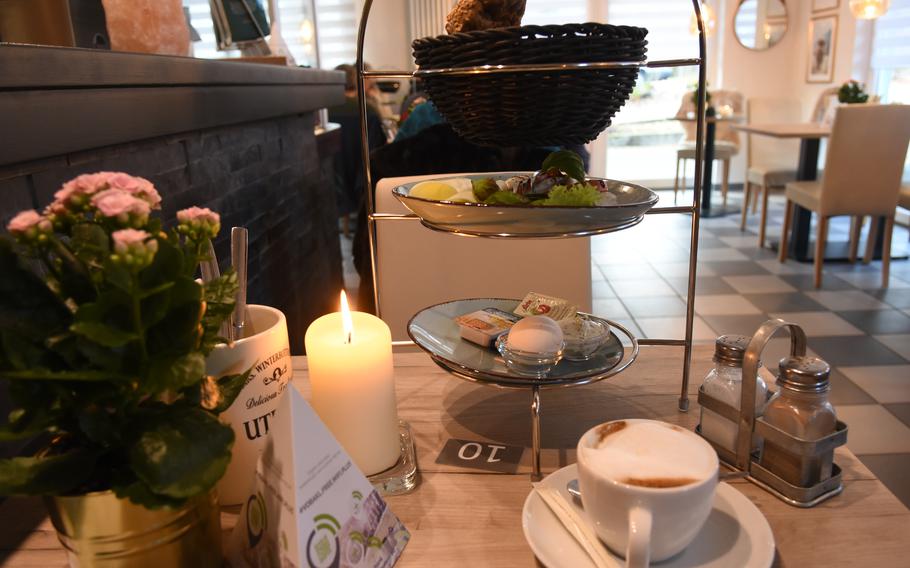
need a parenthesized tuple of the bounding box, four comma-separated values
(45, 489, 222, 568)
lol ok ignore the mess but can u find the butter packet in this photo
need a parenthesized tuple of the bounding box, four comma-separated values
(455, 308, 521, 347)
(514, 292, 577, 321)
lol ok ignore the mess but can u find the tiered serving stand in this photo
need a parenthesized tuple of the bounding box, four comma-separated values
(355, 0, 711, 481)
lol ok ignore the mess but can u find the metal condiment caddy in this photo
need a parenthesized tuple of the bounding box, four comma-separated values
(696, 319, 849, 507)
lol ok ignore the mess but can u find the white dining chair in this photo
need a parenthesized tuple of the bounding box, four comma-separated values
(674, 90, 744, 206)
(810, 87, 840, 124)
(740, 98, 801, 248)
(779, 104, 910, 288)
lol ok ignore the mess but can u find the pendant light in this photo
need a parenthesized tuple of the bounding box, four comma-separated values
(849, 0, 890, 19)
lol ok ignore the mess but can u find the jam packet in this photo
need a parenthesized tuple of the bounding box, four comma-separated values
(514, 292, 577, 321)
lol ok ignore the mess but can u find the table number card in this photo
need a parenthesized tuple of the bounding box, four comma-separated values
(228, 386, 410, 568)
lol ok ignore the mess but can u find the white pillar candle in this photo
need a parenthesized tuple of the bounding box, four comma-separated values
(304, 292, 400, 476)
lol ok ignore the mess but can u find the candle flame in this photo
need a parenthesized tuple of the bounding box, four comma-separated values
(340, 290, 353, 344)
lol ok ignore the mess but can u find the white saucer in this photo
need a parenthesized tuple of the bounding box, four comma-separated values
(522, 464, 775, 568)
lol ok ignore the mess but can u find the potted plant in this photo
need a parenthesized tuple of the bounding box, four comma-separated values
(838, 80, 870, 104)
(0, 172, 249, 567)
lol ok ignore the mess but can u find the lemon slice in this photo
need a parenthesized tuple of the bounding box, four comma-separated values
(448, 190, 478, 203)
(409, 181, 458, 201)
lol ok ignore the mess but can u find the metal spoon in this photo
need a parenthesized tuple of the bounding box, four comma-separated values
(231, 227, 249, 341)
(566, 471, 748, 499)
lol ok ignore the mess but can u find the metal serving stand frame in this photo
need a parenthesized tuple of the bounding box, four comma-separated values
(354, 0, 711, 481)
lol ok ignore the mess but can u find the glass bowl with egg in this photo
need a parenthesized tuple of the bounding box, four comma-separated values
(495, 315, 565, 377)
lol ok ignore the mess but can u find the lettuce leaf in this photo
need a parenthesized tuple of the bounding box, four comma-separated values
(534, 184, 600, 207)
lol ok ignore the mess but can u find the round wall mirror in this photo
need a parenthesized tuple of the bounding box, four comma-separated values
(734, 0, 788, 51)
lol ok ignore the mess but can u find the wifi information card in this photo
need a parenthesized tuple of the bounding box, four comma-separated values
(228, 386, 410, 568)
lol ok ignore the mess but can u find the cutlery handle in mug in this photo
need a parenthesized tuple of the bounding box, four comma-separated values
(626, 507, 652, 568)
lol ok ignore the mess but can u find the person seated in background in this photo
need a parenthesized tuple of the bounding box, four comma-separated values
(353, 119, 590, 312)
(328, 64, 386, 238)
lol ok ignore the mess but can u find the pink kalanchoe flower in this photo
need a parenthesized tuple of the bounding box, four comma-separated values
(92, 189, 151, 224)
(177, 206, 220, 225)
(177, 206, 221, 240)
(111, 228, 158, 267)
(106, 173, 162, 209)
(7, 209, 52, 236)
(53, 173, 108, 206)
(111, 228, 151, 252)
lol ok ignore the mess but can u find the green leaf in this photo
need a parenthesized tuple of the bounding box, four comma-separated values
(0, 408, 54, 441)
(47, 237, 95, 303)
(140, 237, 182, 289)
(197, 368, 253, 415)
(129, 407, 233, 499)
(70, 223, 110, 270)
(0, 238, 72, 345)
(78, 406, 119, 446)
(147, 353, 205, 394)
(0, 369, 127, 381)
(103, 259, 132, 292)
(146, 278, 203, 354)
(113, 479, 188, 510)
(0, 449, 97, 495)
(140, 287, 173, 330)
(70, 321, 138, 348)
(541, 149, 586, 183)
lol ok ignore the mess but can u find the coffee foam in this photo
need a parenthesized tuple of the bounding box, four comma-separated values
(582, 421, 716, 488)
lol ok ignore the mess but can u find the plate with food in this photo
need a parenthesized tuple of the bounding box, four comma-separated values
(407, 296, 636, 388)
(392, 151, 658, 238)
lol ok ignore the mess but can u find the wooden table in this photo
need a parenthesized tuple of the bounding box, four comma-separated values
(3, 346, 910, 566)
(734, 122, 895, 263)
(675, 114, 743, 218)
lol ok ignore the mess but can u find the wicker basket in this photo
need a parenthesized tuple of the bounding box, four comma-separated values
(412, 23, 648, 147)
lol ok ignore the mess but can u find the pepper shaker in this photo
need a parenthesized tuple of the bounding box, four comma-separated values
(760, 356, 838, 487)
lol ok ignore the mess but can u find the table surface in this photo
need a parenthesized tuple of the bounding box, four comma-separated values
(733, 122, 832, 138)
(2, 345, 910, 567)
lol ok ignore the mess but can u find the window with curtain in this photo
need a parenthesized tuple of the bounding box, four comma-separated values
(184, 0, 333, 67)
(871, 0, 910, 104)
(604, 0, 700, 184)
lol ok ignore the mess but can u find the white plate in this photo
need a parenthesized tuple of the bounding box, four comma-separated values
(392, 174, 658, 238)
(522, 464, 775, 568)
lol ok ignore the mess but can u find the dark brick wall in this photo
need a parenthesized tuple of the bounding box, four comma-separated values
(0, 113, 342, 354)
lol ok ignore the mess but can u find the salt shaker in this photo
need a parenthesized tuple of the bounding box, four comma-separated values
(700, 335, 768, 452)
(760, 356, 837, 487)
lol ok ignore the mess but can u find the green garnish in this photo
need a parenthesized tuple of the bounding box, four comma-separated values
(534, 184, 600, 207)
(483, 191, 529, 205)
(472, 178, 499, 201)
(541, 150, 586, 183)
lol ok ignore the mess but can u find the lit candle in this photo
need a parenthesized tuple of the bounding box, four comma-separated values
(304, 291, 400, 475)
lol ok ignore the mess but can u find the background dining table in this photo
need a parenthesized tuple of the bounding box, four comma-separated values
(2, 345, 910, 566)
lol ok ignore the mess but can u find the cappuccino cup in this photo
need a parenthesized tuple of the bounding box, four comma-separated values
(577, 419, 718, 567)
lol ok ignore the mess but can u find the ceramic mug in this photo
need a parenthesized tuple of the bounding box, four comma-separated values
(206, 304, 292, 505)
(576, 419, 719, 567)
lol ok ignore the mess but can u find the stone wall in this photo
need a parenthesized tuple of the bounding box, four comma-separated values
(0, 113, 343, 354)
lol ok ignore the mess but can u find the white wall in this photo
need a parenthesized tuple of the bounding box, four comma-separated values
(358, 0, 412, 70)
(719, 0, 862, 183)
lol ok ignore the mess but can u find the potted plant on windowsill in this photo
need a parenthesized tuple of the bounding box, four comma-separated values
(838, 80, 870, 104)
(0, 172, 249, 567)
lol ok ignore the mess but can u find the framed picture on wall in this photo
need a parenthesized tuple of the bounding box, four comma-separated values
(812, 0, 840, 12)
(807, 15, 838, 83)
